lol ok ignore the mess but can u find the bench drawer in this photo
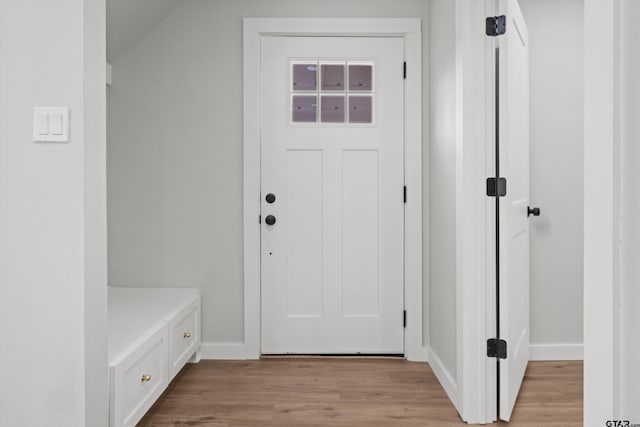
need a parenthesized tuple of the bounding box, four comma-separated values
(168, 299, 200, 379)
(110, 324, 169, 427)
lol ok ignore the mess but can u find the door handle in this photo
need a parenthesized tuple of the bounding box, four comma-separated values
(527, 206, 540, 217)
(266, 193, 276, 204)
(265, 215, 276, 225)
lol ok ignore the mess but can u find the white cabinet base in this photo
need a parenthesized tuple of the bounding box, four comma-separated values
(169, 300, 201, 379)
(110, 324, 169, 427)
(108, 287, 201, 427)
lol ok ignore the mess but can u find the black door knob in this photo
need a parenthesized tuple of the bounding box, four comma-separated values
(265, 215, 276, 225)
(266, 193, 276, 204)
(528, 207, 540, 217)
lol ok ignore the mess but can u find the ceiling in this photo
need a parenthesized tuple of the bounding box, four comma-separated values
(107, 0, 185, 62)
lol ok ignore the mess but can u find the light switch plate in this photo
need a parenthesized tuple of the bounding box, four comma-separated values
(33, 107, 69, 142)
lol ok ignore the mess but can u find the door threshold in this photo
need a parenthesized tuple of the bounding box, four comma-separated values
(261, 353, 404, 359)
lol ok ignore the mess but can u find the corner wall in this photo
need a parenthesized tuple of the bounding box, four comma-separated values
(428, 0, 458, 393)
(0, 0, 107, 425)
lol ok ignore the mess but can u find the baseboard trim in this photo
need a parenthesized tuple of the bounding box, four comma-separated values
(426, 346, 460, 412)
(198, 342, 258, 360)
(529, 343, 583, 361)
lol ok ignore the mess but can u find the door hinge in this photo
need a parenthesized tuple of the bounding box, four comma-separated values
(259, 215, 261, 224)
(486, 177, 507, 197)
(487, 338, 507, 359)
(486, 15, 506, 36)
(403, 186, 407, 203)
(403, 310, 407, 328)
(403, 61, 407, 79)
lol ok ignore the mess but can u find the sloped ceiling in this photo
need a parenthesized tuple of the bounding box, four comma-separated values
(107, 0, 185, 62)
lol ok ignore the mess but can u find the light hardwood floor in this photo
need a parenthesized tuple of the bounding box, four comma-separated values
(139, 358, 582, 426)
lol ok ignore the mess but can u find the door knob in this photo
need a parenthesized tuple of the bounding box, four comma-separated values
(527, 206, 540, 217)
(266, 193, 276, 204)
(265, 215, 276, 225)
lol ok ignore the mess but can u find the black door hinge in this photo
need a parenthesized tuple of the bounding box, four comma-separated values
(403, 62, 407, 79)
(487, 338, 507, 359)
(486, 177, 507, 197)
(259, 215, 261, 224)
(403, 310, 407, 328)
(486, 15, 506, 36)
(403, 186, 407, 203)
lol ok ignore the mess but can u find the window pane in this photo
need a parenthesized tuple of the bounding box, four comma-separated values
(321, 95, 345, 123)
(292, 95, 317, 122)
(321, 64, 345, 91)
(292, 64, 317, 91)
(349, 65, 373, 91)
(349, 96, 372, 123)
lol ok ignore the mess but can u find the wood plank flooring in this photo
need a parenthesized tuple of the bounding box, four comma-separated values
(138, 358, 582, 426)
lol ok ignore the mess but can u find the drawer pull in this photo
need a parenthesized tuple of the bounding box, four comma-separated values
(183, 332, 192, 338)
(141, 374, 151, 382)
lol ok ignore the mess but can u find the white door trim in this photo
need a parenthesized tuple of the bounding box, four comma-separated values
(449, 0, 501, 423)
(584, 0, 620, 424)
(453, 2, 500, 422)
(242, 18, 423, 361)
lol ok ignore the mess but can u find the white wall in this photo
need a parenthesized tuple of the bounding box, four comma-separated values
(84, 0, 109, 424)
(584, 2, 640, 423)
(0, 0, 107, 425)
(519, 0, 584, 358)
(428, 0, 458, 382)
(584, 0, 619, 423)
(106, 0, 184, 62)
(619, 0, 640, 420)
(107, 0, 431, 347)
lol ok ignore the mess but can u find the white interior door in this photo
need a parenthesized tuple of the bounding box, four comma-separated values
(497, 0, 530, 421)
(260, 36, 405, 354)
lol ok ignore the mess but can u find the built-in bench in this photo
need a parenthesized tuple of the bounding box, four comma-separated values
(108, 287, 201, 427)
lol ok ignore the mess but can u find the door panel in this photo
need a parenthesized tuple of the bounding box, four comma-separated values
(260, 36, 404, 354)
(498, 0, 530, 421)
(286, 149, 323, 317)
(342, 149, 379, 317)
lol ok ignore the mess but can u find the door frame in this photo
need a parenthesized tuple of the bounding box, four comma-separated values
(242, 18, 423, 361)
(584, 0, 621, 423)
(442, 0, 504, 423)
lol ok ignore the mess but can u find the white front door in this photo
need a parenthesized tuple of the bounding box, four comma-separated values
(496, 0, 530, 421)
(260, 36, 405, 354)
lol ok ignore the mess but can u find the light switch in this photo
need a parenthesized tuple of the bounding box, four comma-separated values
(33, 107, 69, 142)
(50, 113, 63, 135)
(36, 114, 49, 135)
